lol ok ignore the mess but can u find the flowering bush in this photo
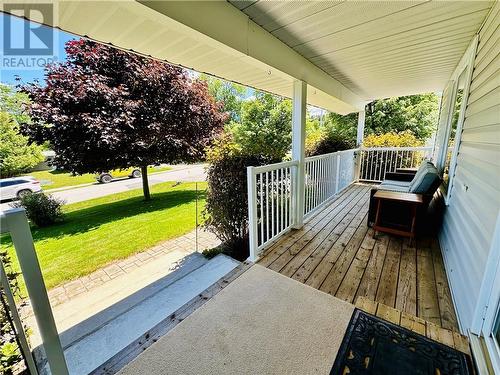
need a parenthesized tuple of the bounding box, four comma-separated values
(362, 131, 423, 148)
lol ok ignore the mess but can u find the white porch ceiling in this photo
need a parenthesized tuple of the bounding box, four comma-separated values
(1, 0, 364, 114)
(1, 1, 494, 112)
(229, 0, 494, 100)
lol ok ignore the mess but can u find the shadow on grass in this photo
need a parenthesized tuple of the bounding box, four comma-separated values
(1, 189, 206, 246)
(47, 169, 73, 175)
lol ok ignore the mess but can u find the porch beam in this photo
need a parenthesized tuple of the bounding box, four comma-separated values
(292, 80, 307, 229)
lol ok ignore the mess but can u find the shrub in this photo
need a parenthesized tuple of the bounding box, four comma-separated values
(14, 193, 64, 227)
(203, 134, 275, 260)
(307, 132, 355, 156)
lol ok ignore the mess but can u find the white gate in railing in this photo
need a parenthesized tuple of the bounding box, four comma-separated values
(304, 148, 358, 217)
(247, 149, 359, 261)
(359, 146, 433, 182)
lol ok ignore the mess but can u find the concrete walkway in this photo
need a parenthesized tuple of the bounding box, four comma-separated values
(43, 228, 220, 309)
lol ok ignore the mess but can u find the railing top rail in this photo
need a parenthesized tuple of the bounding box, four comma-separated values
(305, 148, 360, 162)
(249, 159, 299, 174)
(360, 146, 432, 152)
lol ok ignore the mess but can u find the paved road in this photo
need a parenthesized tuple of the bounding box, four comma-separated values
(0, 164, 207, 211)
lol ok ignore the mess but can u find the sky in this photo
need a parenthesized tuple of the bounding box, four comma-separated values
(1, 13, 76, 85)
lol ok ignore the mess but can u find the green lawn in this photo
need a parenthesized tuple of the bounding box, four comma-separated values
(28, 165, 172, 190)
(0, 181, 207, 292)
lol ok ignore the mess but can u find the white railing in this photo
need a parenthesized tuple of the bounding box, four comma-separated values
(247, 148, 359, 261)
(0, 208, 69, 375)
(359, 146, 433, 182)
(247, 160, 298, 262)
(304, 148, 358, 217)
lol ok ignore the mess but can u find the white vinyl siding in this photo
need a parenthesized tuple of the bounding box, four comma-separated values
(439, 3, 500, 332)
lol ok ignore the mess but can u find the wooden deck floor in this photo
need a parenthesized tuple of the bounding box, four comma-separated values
(258, 183, 459, 331)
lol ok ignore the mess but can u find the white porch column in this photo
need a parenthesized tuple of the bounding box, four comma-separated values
(354, 110, 366, 181)
(292, 80, 307, 229)
(356, 110, 366, 146)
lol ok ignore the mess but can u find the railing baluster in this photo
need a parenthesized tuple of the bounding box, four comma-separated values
(379, 150, 382, 181)
(272, 170, 276, 239)
(320, 159, 324, 204)
(317, 159, 320, 207)
(312, 159, 316, 209)
(361, 151, 365, 180)
(265, 171, 269, 242)
(247, 167, 258, 261)
(369, 150, 374, 181)
(288, 166, 291, 228)
(280, 168, 284, 233)
(304, 162, 308, 214)
(307, 162, 314, 212)
(259, 173, 264, 246)
(285, 168, 288, 231)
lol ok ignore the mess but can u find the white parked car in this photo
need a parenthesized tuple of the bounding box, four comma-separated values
(0, 177, 43, 201)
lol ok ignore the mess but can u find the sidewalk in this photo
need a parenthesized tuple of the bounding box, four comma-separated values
(44, 228, 220, 308)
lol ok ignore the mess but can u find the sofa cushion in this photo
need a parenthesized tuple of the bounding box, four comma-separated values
(382, 179, 412, 188)
(411, 161, 433, 182)
(376, 184, 410, 193)
(409, 163, 440, 194)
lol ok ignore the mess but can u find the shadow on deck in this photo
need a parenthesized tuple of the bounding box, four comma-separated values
(258, 183, 459, 331)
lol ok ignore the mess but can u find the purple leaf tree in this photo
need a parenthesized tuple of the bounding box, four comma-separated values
(23, 39, 227, 200)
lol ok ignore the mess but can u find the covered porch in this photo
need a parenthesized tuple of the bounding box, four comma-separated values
(258, 183, 458, 331)
(1, 1, 498, 374)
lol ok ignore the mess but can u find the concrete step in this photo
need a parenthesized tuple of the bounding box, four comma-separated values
(30, 249, 209, 350)
(59, 252, 210, 349)
(37, 254, 240, 375)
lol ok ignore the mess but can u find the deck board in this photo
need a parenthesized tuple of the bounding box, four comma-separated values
(395, 239, 417, 316)
(259, 183, 459, 331)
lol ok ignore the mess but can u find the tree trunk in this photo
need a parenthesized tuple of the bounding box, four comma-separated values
(141, 165, 151, 200)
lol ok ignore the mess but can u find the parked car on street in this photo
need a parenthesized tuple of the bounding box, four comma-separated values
(96, 169, 142, 183)
(0, 177, 43, 200)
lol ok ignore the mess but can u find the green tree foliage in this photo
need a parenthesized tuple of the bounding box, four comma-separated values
(0, 84, 31, 125)
(0, 112, 44, 178)
(321, 93, 439, 142)
(366, 94, 438, 140)
(200, 74, 246, 122)
(0, 85, 44, 177)
(228, 93, 293, 160)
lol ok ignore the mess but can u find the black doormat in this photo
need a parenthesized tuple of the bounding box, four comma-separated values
(330, 309, 473, 375)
